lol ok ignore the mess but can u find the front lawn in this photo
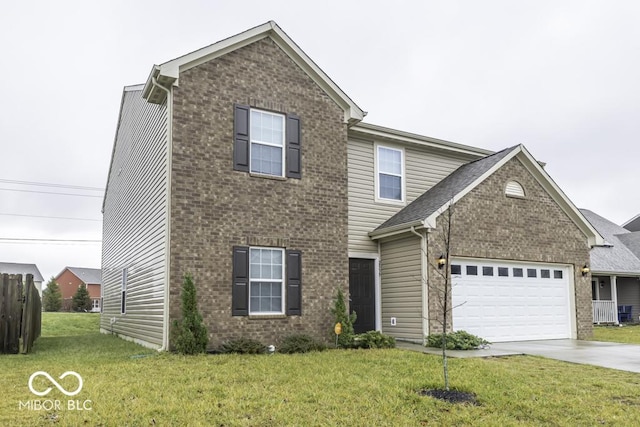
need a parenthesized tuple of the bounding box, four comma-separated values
(2, 313, 640, 426)
(592, 323, 640, 344)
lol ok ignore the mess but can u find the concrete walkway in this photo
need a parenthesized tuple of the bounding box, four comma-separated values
(397, 339, 640, 373)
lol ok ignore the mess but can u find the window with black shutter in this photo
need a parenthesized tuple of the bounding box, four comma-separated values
(233, 104, 301, 179)
(231, 246, 302, 316)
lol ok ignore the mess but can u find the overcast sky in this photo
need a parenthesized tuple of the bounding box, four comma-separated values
(1, 0, 638, 282)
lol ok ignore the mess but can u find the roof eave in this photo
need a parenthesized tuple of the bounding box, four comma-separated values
(369, 220, 427, 240)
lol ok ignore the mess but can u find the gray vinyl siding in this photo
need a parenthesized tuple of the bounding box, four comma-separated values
(101, 86, 168, 348)
(380, 235, 423, 341)
(347, 137, 471, 254)
(617, 277, 640, 321)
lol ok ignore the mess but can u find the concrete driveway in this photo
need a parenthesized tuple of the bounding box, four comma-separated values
(397, 339, 640, 373)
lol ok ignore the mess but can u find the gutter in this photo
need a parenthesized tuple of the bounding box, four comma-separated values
(150, 76, 173, 352)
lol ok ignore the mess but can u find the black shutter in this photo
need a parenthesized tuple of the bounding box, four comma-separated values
(233, 104, 250, 172)
(232, 246, 249, 316)
(286, 250, 302, 315)
(286, 114, 301, 179)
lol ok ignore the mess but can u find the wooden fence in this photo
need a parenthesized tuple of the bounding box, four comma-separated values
(0, 273, 41, 354)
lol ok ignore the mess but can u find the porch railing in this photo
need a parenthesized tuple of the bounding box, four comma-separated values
(592, 300, 617, 324)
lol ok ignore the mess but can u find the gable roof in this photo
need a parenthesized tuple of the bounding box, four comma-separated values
(0, 262, 44, 282)
(142, 21, 365, 126)
(623, 213, 640, 232)
(60, 267, 102, 285)
(580, 209, 640, 275)
(370, 144, 604, 247)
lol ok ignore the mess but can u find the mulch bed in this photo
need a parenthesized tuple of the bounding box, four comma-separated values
(420, 388, 478, 405)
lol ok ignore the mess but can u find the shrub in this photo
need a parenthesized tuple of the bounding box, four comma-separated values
(426, 330, 490, 350)
(278, 334, 327, 354)
(353, 331, 396, 349)
(219, 337, 267, 354)
(171, 273, 208, 354)
(330, 287, 356, 348)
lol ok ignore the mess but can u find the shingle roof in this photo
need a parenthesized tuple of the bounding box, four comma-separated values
(580, 209, 640, 275)
(617, 232, 640, 260)
(623, 214, 640, 232)
(374, 145, 518, 231)
(0, 262, 44, 282)
(65, 267, 102, 285)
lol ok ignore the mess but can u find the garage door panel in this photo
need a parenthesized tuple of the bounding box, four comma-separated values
(451, 259, 571, 342)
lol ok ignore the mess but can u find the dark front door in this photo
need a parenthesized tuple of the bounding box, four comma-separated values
(349, 258, 375, 334)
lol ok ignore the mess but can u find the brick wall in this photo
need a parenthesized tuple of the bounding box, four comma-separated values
(169, 37, 349, 348)
(426, 156, 593, 339)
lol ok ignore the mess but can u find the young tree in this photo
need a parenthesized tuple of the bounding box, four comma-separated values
(171, 273, 208, 354)
(330, 287, 356, 348)
(72, 283, 92, 312)
(42, 277, 62, 312)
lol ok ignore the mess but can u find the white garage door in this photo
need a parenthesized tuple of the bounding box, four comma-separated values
(451, 259, 572, 342)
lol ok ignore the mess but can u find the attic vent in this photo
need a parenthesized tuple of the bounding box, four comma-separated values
(505, 180, 525, 198)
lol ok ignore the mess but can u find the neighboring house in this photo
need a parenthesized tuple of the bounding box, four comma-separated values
(623, 214, 640, 232)
(55, 267, 102, 312)
(581, 209, 640, 324)
(0, 262, 44, 297)
(101, 21, 604, 350)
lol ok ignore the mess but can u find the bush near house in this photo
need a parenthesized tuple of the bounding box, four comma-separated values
(171, 273, 208, 354)
(426, 330, 490, 350)
(219, 337, 268, 354)
(71, 283, 92, 312)
(42, 277, 62, 312)
(278, 334, 327, 353)
(353, 331, 396, 349)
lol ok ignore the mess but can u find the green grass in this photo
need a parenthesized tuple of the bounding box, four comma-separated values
(2, 313, 640, 426)
(592, 323, 640, 344)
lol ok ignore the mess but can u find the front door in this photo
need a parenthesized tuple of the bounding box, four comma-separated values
(349, 258, 375, 334)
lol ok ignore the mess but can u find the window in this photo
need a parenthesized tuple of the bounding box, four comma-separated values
(482, 266, 494, 276)
(466, 265, 478, 276)
(250, 110, 285, 176)
(554, 270, 563, 279)
(92, 299, 100, 311)
(376, 146, 404, 202)
(233, 105, 301, 179)
(121, 268, 127, 314)
(527, 268, 537, 278)
(232, 246, 302, 316)
(498, 267, 509, 277)
(451, 265, 462, 275)
(513, 268, 523, 277)
(541, 269, 551, 279)
(249, 248, 284, 314)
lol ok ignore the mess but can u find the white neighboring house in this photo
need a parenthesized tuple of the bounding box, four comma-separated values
(0, 262, 45, 297)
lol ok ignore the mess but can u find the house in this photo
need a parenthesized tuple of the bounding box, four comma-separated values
(581, 210, 640, 324)
(55, 267, 102, 312)
(101, 21, 604, 350)
(0, 262, 44, 297)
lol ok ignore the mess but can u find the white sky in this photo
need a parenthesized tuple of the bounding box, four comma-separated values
(1, 0, 639, 282)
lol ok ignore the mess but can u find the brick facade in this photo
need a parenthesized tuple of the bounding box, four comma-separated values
(56, 269, 101, 311)
(169, 38, 349, 348)
(426, 156, 593, 339)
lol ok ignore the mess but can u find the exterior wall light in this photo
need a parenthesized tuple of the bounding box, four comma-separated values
(581, 264, 590, 276)
(437, 254, 446, 270)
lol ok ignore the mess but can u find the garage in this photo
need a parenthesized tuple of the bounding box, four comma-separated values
(451, 258, 573, 342)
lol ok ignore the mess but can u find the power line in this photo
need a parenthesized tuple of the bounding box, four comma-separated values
(0, 212, 101, 222)
(0, 238, 101, 245)
(0, 178, 104, 192)
(0, 188, 103, 198)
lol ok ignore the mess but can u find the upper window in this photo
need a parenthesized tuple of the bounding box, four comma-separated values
(249, 247, 284, 314)
(233, 105, 301, 179)
(505, 180, 525, 198)
(376, 146, 404, 202)
(250, 110, 285, 176)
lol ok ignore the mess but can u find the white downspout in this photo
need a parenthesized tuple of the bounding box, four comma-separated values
(611, 275, 619, 326)
(151, 77, 173, 351)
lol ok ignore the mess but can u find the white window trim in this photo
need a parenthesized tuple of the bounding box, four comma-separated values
(249, 109, 286, 178)
(248, 246, 285, 315)
(374, 143, 405, 204)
